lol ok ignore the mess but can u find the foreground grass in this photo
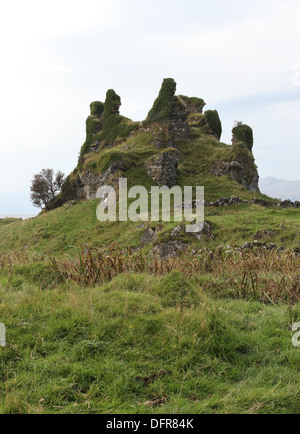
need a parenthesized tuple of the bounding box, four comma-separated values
(0, 271, 299, 414)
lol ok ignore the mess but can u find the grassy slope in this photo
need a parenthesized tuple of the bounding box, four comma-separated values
(0, 200, 299, 256)
(0, 202, 299, 414)
(0, 109, 299, 414)
(0, 272, 299, 414)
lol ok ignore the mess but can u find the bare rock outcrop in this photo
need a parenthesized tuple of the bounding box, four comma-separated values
(145, 148, 182, 187)
(213, 141, 259, 192)
(150, 241, 188, 259)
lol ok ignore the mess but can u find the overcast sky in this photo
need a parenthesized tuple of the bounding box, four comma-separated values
(0, 0, 299, 215)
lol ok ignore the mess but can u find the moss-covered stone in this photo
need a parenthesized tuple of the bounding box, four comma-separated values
(178, 95, 206, 113)
(90, 101, 104, 117)
(204, 110, 222, 140)
(98, 90, 138, 146)
(80, 102, 104, 156)
(213, 141, 259, 192)
(97, 150, 133, 173)
(80, 91, 138, 156)
(80, 116, 102, 156)
(144, 78, 177, 125)
(232, 123, 254, 152)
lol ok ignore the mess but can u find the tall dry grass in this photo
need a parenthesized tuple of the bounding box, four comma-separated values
(50, 244, 300, 303)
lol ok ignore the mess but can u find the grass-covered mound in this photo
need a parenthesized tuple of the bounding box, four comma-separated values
(0, 195, 299, 256)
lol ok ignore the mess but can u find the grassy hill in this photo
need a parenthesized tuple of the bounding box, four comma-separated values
(0, 199, 299, 256)
(0, 79, 299, 414)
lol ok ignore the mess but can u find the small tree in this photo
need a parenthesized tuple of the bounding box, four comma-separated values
(30, 169, 65, 209)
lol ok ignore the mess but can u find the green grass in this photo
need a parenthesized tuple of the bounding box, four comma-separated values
(0, 200, 299, 414)
(0, 272, 299, 414)
(0, 79, 299, 414)
(0, 197, 299, 257)
(205, 205, 300, 248)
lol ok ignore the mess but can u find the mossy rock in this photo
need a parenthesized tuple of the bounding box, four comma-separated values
(90, 101, 104, 117)
(80, 92, 137, 155)
(99, 90, 138, 145)
(178, 95, 206, 113)
(80, 116, 102, 156)
(232, 123, 253, 151)
(97, 150, 133, 173)
(144, 78, 177, 125)
(205, 110, 222, 140)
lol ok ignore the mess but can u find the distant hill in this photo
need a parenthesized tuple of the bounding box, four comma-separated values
(260, 177, 300, 202)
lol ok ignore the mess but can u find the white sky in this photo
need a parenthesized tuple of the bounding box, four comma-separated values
(0, 0, 299, 213)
